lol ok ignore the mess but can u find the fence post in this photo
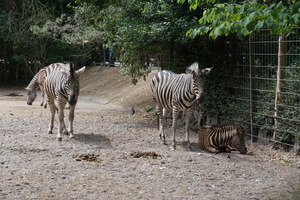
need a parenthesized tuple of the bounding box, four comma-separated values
(249, 36, 254, 143)
(273, 35, 285, 140)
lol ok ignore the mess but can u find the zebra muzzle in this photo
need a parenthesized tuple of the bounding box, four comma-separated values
(197, 93, 205, 103)
(68, 96, 77, 106)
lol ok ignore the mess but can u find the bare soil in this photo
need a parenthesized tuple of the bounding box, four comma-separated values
(0, 65, 300, 200)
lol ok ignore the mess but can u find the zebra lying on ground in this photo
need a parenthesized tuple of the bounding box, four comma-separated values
(198, 123, 248, 154)
(25, 67, 47, 108)
(150, 62, 212, 150)
(44, 62, 85, 141)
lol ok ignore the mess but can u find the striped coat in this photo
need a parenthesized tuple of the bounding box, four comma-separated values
(44, 62, 85, 141)
(150, 62, 212, 150)
(198, 123, 248, 154)
(25, 67, 47, 108)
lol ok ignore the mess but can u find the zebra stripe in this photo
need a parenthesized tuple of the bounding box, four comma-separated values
(150, 62, 212, 150)
(198, 123, 248, 154)
(25, 67, 47, 107)
(44, 62, 85, 141)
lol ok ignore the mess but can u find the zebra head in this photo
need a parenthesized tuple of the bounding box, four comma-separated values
(186, 62, 212, 103)
(231, 126, 248, 154)
(25, 87, 37, 105)
(60, 63, 86, 106)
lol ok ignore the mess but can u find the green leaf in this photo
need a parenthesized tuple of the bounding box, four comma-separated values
(187, 28, 198, 38)
(255, 21, 264, 30)
(231, 23, 242, 32)
(189, 3, 198, 10)
(198, 26, 210, 34)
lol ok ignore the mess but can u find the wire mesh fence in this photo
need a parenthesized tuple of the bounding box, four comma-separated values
(200, 29, 300, 151)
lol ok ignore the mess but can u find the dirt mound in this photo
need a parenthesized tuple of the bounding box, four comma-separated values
(80, 66, 156, 110)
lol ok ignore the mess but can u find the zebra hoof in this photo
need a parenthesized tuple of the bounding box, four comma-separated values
(47, 131, 53, 134)
(57, 137, 62, 141)
(69, 135, 75, 140)
(171, 143, 176, 151)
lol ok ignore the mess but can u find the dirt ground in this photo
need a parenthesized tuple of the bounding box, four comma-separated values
(0, 65, 300, 200)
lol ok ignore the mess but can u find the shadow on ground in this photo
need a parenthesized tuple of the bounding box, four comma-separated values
(75, 133, 112, 149)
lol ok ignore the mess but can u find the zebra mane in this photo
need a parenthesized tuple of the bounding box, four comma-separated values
(66, 62, 74, 76)
(25, 72, 39, 90)
(186, 62, 200, 75)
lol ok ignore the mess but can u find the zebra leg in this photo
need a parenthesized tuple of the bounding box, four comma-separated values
(224, 147, 232, 153)
(157, 105, 166, 144)
(68, 104, 76, 139)
(206, 147, 221, 153)
(161, 108, 167, 144)
(43, 94, 47, 109)
(171, 107, 179, 150)
(62, 121, 68, 135)
(40, 90, 44, 107)
(185, 109, 192, 149)
(47, 98, 56, 135)
(39, 85, 47, 108)
(57, 102, 67, 141)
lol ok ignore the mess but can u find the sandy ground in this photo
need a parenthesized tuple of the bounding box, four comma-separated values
(0, 66, 300, 200)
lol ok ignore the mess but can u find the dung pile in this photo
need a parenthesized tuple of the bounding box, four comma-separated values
(130, 151, 161, 159)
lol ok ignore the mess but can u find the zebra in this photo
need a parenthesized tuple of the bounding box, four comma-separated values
(198, 123, 248, 154)
(44, 62, 85, 141)
(25, 67, 47, 108)
(150, 62, 212, 150)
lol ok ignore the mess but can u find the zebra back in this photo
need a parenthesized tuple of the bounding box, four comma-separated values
(151, 70, 197, 111)
(44, 62, 85, 106)
(198, 123, 247, 154)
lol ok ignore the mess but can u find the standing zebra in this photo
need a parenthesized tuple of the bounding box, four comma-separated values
(25, 67, 47, 108)
(198, 123, 248, 154)
(44, 62, 85, 141)
(150, 62, 212, 150)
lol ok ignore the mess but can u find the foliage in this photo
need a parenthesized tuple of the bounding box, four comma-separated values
(102, 0, 201, 83)
(31, 2, 102, 46)
(146, 105, 153, 112)
(0, 0, 50, 76)
(178, 0, 300, 39)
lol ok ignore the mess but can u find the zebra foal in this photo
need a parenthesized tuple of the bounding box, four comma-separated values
(44, 62, 85, 141)
(25, 67, 47, 108)
(150, 62, 212, 150)
(198, 123, 248, 154)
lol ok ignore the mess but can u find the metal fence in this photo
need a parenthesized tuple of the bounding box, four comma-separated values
(202, 29, 300, 151)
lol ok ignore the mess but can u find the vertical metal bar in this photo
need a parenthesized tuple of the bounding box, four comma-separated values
(249, 35, 254, 142)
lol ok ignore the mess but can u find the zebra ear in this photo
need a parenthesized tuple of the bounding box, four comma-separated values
(186, 62, 200, 75)
(202, 67, 212, 75)
(75, 66, 86, 77)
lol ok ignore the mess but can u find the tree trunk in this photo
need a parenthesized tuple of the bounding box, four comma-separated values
(273, 35, 285, 140)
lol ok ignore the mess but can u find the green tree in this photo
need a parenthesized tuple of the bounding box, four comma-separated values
(179, 0, 300, 143)
(102, 0, 200, 83)
(0, 0, 76, 83)
(178, 0, 300, 39)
